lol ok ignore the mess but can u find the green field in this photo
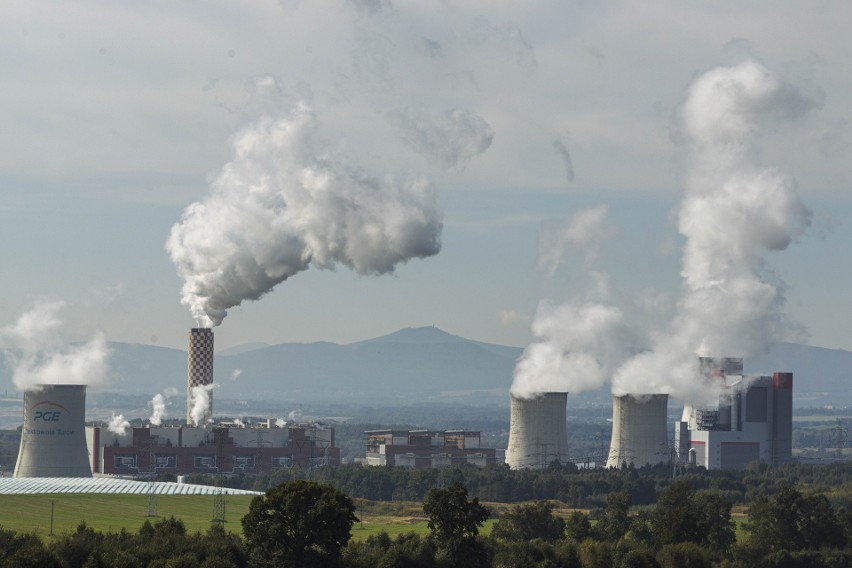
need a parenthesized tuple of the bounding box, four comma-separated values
(0, 494, 257, 537)
(0, 494, 481, 541)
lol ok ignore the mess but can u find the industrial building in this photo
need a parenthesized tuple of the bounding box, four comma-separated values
(606, 394, 670, 468)
(505, 392, 569, 469)
(676, 357, 793, 469)
(365, 429, 497, 469)
(14, 384, 93, 478)
(86, 421, 339, 475)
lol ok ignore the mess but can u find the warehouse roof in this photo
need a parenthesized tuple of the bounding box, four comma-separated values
(0, 476, 262, 495)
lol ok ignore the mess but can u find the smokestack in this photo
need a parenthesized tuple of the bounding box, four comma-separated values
(14, 384, 92, 478)
(505, 392, 569, 469)
(606, 393, 669, 468)
(187, 328, 214, 425)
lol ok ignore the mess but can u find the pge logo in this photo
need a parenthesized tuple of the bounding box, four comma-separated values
(30, 401, 70, 422)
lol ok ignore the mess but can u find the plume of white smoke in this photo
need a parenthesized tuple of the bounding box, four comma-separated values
(511, 300, 637, 398)
(188, 384, 214, 426)
(612, 59, 818, 403)
(512, 205, 636, 398)
(389, 107, 494, 168)
(230, 369, 243, 381)
(149, 393, 167, 426)
(275, 418, 286, 428)
(0, 301, 110, 391)
(536, 205, 613, 277)
(108, 413, 130, 436)
(287, 409, 303, 423)
(167, 94, 443, 328)
(233, 417, 245, 427)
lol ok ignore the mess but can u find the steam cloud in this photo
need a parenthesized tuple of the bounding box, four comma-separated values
(149, 393, 167, 426)
(108, 413, 130, 436)
(612, 60, 817, 401)
(513, 59, 818, 404)
(188, 384, 214, 426)
(167, 97, 443, 328)
(0, 301, 110, 391)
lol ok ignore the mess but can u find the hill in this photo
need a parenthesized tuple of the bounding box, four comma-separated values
(0, 328, 849, 408)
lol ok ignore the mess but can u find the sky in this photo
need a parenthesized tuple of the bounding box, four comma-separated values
(1, 0, 851, 355)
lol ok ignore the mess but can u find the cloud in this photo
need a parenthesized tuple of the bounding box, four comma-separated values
(389, 107, 494, 168)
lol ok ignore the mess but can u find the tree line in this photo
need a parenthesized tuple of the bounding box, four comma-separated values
(181, 459, 852, 510)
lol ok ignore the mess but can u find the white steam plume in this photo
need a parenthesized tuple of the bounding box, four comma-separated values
(511, 300, 637, 398)
(536, 204, 613, 276)
(149, 393, 167, 426)
(0, 301, 110, 391)
(612, 59, 818, 402)
(275, 418, 286, 428)
(512, 205, 634, 398)
(389, 107, 494, 168)
(188, 384, 214, 426)
(167, 94, 443, 328)
(230, 369, 243, 381)
(108, 413, 130, 436)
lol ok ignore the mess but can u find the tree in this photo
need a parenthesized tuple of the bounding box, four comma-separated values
(423, 482, 490, 568)
(595, 491, 632, 542)
(564, 511, 593, 543)
(423, 482, 490, 543)
(241, 479, 357, 568)
(490, 501, 565, 542)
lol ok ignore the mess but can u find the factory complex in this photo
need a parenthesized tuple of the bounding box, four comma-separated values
(7, 325, 796, 484)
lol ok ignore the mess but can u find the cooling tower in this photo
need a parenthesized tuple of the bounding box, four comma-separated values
(606, 394, 669, 468)
(187, 327, 214, 426)
(506, 392, 569, 469)
(14, 384, 93, 478)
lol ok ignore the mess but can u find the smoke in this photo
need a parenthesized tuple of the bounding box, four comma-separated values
(167, 95, 443, 327)
(230, 368, 243, 381)
(389, 107, 494, 168)
(188, 384, 214, 426)
(536, 205, 613, 277)
(512, 205, 634, 398)
(233, 417, 245, 427)
(149, 393, 167, 426)
(511, 300, 638, 398)
(612, 59, 818, 402)
(287, 409, 303, 423)
(108, 413, 130, 436)
(275, 418, 286, 428)
(0, 301, 110, 391)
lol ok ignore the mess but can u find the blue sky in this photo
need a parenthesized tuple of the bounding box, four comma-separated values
(1, 1, 850, 354)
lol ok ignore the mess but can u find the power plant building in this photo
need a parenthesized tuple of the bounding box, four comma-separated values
(86, 422, 339, 475)
(505, 392, 569, 469)
(15, 385, 93, 478)
(676, 361, 793, 469)
(365, 429, 497, 469)
(606, 394, 670, 468)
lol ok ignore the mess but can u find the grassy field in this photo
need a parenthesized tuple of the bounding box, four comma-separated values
(0, 494, 497, 540)
(0, 494, 258, 537)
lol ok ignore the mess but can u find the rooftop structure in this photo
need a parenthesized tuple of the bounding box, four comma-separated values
(86, 423, 339, 476)
(365, 429, 497, 469)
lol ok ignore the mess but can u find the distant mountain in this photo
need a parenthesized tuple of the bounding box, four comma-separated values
(0, 328, 849, 407)
(217, 342, 270, 357)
